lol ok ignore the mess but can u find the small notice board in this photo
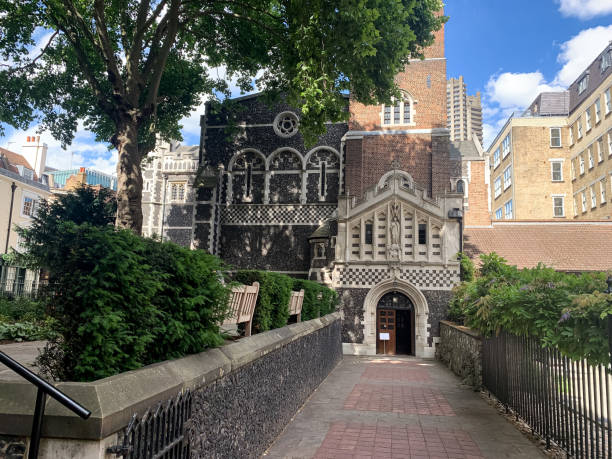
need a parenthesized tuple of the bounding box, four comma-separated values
(379, 332, 390, 341)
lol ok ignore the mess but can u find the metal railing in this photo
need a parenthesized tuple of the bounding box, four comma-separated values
(107, 390, 192, 459)
(483, 332, 611, 458)
(0, 281, 46, 299)
(0, 351, 91, 458)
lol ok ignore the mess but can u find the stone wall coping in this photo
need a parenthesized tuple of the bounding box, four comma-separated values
(440, 320, 482, 340)
(0, 312, 341, 440)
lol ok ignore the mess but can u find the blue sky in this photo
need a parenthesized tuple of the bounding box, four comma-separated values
(2, 0, 612, 174)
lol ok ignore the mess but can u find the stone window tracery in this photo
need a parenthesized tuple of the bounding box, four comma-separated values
(229, 150, 265, 204)
(273, 111, 299, 138)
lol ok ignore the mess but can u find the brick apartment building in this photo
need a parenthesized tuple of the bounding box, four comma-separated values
(143, 16, 471, 357)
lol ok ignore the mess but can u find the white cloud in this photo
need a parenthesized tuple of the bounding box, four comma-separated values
(554, 25, 612, 86)
(486, 71, 564, 109)
(557, 0, 612, 19)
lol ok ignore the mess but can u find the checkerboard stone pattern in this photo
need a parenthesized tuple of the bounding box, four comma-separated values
(221, 204, 336, 225)
(344, 384, 455, 416)
(361, 362, 431, 382)
(314, 422, 484, 459)
(337, 266, 459, 289)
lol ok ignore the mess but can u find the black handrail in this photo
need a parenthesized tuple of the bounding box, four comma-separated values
(0, 350, 91, 458)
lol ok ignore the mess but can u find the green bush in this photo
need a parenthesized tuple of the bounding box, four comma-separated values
(0, 297, 45, 321)
(143, 240, 229, 362)
(292, 279, 338, 320)
(0, 317, 58, 342)
(234, 270, 293, 332)
(450, 252, 610, 366)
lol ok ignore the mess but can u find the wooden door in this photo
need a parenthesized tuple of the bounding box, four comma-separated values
(376, 309, 396, 355)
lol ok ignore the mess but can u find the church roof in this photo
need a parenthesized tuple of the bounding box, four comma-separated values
(309, 221, 331, 239)
(464, 221, 612, 272)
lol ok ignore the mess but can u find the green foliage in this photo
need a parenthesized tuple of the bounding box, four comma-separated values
(0, 0, 446, 231)
(450, 252, 611, 366)
(458, 252, 474, 282)
(142, 240, 229, 362)
(0, 297, 45, 321)
(292, 278, 338, 320)
(0, 317, 58, 342)
(234, 270, 293, 332)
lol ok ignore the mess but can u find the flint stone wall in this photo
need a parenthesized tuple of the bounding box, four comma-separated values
(436, 320, 482, 389)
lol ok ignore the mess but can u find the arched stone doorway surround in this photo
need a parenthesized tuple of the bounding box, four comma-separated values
(362, 278, 431, 358)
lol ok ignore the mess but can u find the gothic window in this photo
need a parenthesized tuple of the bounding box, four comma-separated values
(245, 164, 253, 198)
(365, 222, 373, 244)
(456, 180, 465, 194)
(306, 148, 340, 202)
(320, 162, 326, 196)
(230, 150, 265, 204)
(269, 149, 303, 204)
(381, 94, 414, 126)
(418, 223, 427, 245)
(170, 182, 186, 201)
(273, 111, 299, 138)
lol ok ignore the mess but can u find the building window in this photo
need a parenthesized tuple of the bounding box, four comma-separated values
(595, 99, 601, 123)
(605, 88, 612, 114)
(600, 180, 606, 204)
(22, 196, 34, 217)
(608, 132, 612, 156)
(504, 200, 513, 219)
(551, 161, 563, 181)
(591, 185, 597, 208)
(602, 50, 612, 72)
(365, 222, 373, 244)
(569, 124, 574, 145)
(571, 160, 576, 180)
(456, 179, 464, 194)
(550, 128, 562, 147)
(495, 208, 502, 220)
(493, 148, 500, 168)
(382, 97, 413, 126)
(588, 147, 594, 169)
(503, 166, 512, 190)
(573, 197, 578, 217)
(494, 176, 502, 198)
(579, 154, 585, 174)
(320, 162, 327, 198)
(585, 109, 592, 131)
(578, 75, 589, 94)
(418, 223, 427, 245)
(577, 119, 583, 138)
(597, 138, 604, 162)
(553, 196, 565, 217)
(170, 182, 186, 201)
(502, 134, 511, 158)
(581, 191, 587, 212)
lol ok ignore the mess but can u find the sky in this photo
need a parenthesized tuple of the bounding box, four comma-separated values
(1, 0, 612, 174)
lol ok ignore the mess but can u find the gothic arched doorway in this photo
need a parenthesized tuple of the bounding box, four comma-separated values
(376, 291, 416, 355)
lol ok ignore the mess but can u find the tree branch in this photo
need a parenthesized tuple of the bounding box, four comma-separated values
(0, 31, 59, 70)
(92, 0, 126, 98)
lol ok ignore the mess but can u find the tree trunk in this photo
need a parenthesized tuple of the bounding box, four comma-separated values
(115, 119, 144, 233)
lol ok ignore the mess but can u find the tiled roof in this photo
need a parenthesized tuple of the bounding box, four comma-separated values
(0, 147, 36, 179)
(464, 222, 612, 272)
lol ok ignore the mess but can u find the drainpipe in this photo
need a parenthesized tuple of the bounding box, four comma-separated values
(5, 182, 17, 254)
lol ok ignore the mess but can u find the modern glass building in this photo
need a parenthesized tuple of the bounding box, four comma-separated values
(48, 168, 117, 190)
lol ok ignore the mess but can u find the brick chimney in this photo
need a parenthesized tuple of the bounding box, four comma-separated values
(21, 135, 47, 179)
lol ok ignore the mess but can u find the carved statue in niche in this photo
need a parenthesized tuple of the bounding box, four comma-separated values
(388, 202, 401, 261)
(316, 243, 326, 258)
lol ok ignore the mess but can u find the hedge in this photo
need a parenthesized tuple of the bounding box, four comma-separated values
(292, 278, 338, 321)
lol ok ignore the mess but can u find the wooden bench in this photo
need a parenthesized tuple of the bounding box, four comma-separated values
(222, 282, 260, 337)
(288, 289, 305, 322)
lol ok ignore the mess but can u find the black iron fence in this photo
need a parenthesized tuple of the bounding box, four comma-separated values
(108, 390, 192, 459)
(483, 332, 611, 458)
(0, 280, 44, 299)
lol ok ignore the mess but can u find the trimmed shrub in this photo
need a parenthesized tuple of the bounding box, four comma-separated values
(143, 240, 229, 362)
(293, 279, 338, 321)
(234, 270, 293, 332)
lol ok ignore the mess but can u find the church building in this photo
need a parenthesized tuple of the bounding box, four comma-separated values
(142, 23, 464, 358)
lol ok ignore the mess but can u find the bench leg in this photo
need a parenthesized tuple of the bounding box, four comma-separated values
(297, 313, 301, 323)
(245, 320, 252, 337)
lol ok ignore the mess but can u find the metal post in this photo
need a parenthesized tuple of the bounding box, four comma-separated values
(29, 388, 47, 459)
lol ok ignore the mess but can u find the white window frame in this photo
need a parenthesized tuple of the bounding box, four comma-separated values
(551, 161, 563, 182)
(573, 197, 578, 217)
(170, 182, 186, 202)
(608, 132, 612, 156)
(595, 98, 601, 123)
(578, 75, 589, 94)
(381, 95, 415, 127)
(495, 208, 502, 220)
(504, 199, 513, 219)
(579, 154, 585, 174)
(503, 165, 512, 190)
(550, 127, 562, 147)
(605, 88, 612, 114)
(493, 148, 500, 168)
(581, 191, 587, 212)
(588, 147, 594, 169)
(569, 124, 574, 145)
(571, 160, 576, 180)
(494, 176, 502, 198)
(597, 138, 604, 163)
(502, 134, 511, 158)
(21, 194, 36, 218)
(552, 196, 565, 217)
(585, 108, 592, 131)
(600, 179, 606, 204)
(591, 185, 597, 208)
(577, 119, 583, 138)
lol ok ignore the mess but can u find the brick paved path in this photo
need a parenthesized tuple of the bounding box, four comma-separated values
(264, 356, 544, 459)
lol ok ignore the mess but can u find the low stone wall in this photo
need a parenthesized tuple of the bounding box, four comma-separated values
(436, 320, 482, 389)
(0, 312, 342, 458)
